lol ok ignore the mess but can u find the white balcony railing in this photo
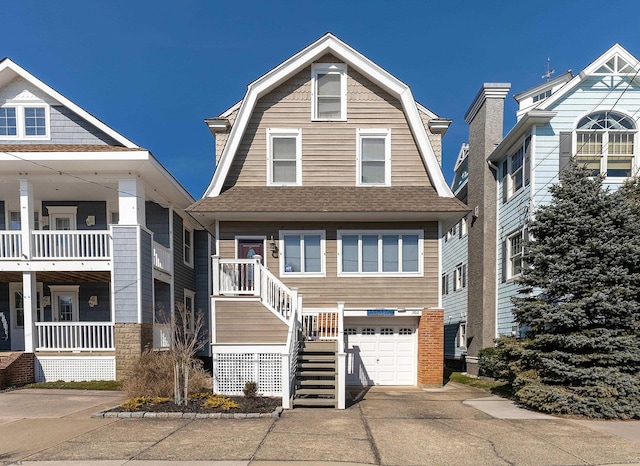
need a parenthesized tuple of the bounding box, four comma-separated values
(153, 242, 173, 274)
(35, 322, 114, 351)
(0, 232, 22, 258)
(32, 231, 111, 259)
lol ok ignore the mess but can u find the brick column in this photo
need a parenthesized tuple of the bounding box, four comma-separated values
(417, 309, 444, 387)
(114, 323, 153, 381)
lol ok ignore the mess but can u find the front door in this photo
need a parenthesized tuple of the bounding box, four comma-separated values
(49, 286, 79, 322)
(236, 238, 265, 291)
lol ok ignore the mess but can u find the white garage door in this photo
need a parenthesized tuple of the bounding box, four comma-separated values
(345, 324, 416, 386)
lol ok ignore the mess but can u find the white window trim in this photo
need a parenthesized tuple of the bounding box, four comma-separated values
(311, 63, 347, 121)
(183, 289, 196, 332)
(47, 205, 78, 231)
(460, 216, 468, 237)
(183, 226, 193, 267)
(266, 128, 302, 186)
(356, 128, 391, 186)
(453, 263, 467, 291)
(441, 273, 449, 296)
(0, 103, 50, 141)
(337, 229, 424, 277)
(48, 285, 80, 322)
(457, 322, 467, 349)
(506, 230, 524, 280)
(279, 230, 326, 277)
(9, 282, 44, 328)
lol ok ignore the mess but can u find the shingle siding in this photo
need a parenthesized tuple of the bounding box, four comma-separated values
(145, 202, 170, 248)
(140, 229, 154, 324)
(112, 226, 140, 323)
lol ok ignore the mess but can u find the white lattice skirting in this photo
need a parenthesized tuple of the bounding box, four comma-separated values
(214, 352, 283, 396)
(35, 356, 116, 382)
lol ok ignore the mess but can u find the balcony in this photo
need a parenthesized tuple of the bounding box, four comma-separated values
(0, 230, 111, 260)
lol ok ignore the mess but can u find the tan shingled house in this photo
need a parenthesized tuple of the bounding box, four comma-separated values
(188, 33, 468, 408)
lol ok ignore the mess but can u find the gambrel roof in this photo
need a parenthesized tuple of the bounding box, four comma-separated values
(203, 33, 454, 198)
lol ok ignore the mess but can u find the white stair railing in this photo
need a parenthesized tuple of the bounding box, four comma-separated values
(260, 266, 296, 322)
(301, 310, 339, 340)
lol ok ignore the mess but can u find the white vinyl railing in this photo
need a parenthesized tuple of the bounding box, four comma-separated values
(261, 267, 296, 321)
(153, 242, 173, 274)
(302, 310, 339, 340)
(32, 231, 111, 259)
(214, 257, 260, 295)
(35, 322, 114, 351)
(153, 323, 171, 349)
(0, 232, 22, 258)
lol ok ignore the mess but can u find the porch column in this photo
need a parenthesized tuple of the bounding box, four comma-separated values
(22, 272, 37, 353)
(118, 179, 146, 226)
(19, 179, 34, 259)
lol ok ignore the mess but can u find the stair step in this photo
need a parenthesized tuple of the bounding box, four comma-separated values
(299, 370, 336, 377)
(298, 379, 335, 386)
(300, 341, 337, 351)
(299, 362, 335, 369)
(299, 354, 336, 362)
(295, 388, 335, 396)
(293, 397, 336, 407)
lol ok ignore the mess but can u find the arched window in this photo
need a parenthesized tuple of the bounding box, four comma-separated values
(575, 111, 636, 177)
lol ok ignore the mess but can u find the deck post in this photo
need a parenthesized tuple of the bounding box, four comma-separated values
(336, 301, 346, 409)
(211, 255, 220, 295)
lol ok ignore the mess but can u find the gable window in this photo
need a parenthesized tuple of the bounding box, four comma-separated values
(0, 105, 49, 139)
(338, 230, 422, 276)
(453, 263, 467, 291)
(575, 111, 636, 178)
(0, 108, 17, 136)
(183, 227, 193, 267)
(507, 230, 524, 279)
(267, 128, 302, 185)
(357, 129, 391, 186)
(311, 63, 346, 120)
(280, 231, 325, 276)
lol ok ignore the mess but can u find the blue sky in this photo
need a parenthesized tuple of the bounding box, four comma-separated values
(4, 1, 640, 197)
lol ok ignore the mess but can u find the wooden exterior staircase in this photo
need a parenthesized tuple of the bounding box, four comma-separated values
(293, 340, 338, 408)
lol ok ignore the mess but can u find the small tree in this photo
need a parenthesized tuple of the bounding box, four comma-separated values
(512, 162, 640, 419)
(170, 303, 207, 405)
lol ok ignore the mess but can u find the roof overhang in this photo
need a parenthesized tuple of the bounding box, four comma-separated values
(488, 110, 556, 163)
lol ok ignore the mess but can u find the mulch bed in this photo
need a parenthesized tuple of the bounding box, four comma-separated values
(110, 396, 281, 414)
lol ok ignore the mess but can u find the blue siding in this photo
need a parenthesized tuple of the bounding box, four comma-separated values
(41, 282, 111, 322)
(113, 226, 139, 323)
(194, 230, 212, 354)
(140, 229, 154, 324)
(42, 201, 107, 230)
(154, 281, 171, 323)
(441, 220, 468, 359)
(0, 201, 5, 229)
(145, 202, 170, 248)
(173, 212, 196, 311)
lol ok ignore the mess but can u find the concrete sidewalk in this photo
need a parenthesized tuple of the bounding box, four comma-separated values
(1, 384, 639, 465)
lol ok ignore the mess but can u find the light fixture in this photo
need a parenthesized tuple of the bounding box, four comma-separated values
(269, 236, 279, 258)
(88, 296, 98, 307)
(85, 215, 95, 227)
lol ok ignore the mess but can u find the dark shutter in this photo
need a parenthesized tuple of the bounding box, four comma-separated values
(524, 136, 531, 186)
(559, 132, 572, 176)
(462, 264, 467, 288)
(502, 159, 509, 203)
(501, 239, 507, 283)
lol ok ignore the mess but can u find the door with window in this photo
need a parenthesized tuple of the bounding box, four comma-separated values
(48, 206, 77, 258)
(9, 282, 43, 350)
(236, 238, 264, 291)
(49, 286, 79, 322)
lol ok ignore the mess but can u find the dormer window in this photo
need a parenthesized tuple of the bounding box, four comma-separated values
(0, 104, 49, 139)
(311, 63, 346, 120)
(267, 128, 302, 185)
(357, 128, 391, 186)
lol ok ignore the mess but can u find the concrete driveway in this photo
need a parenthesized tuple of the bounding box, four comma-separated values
(0, 385, 639, 465)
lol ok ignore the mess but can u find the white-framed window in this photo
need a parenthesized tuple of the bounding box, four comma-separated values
(47, 206, 77, 231)
(0, 104, 49, 140)
(453, 263, 467, 291)
(8, 210, 39, 231)
(460, 216, 468, 237)
(441, 273, 449, 296)
(49, 285, 79, 322)
(183, 289, 195, 332)
(311, 63, 347, 121)
(506, 135, 531, 198)
(183, 226, 193, 267)
(279, 230, 325, 277)
(357, 128, 391, 186)
(267, 128, 302, 186)
(338, 230, 423, 277)
(507, 230, 524, 279)
(575, 111, 636, 178)
(457, 322, 467, 349)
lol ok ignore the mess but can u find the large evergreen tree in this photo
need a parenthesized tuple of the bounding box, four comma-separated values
(512, 162, 640, 419)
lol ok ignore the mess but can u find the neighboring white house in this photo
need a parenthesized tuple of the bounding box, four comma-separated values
(444, 44, 640, 373)
(0, 58, 212, 383)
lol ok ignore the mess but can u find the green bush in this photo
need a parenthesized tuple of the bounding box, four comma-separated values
(478, 336, 525, 383)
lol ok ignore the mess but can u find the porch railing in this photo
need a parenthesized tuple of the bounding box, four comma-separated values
(35, 322, 114, 351)
(0, 232, 22, 258)
(32, 231, 111, 259)
(153, 323, 171, 349)
(261, 267, 296, 321)
(153, 242, 173, 275)
(301, 310, 339, 340)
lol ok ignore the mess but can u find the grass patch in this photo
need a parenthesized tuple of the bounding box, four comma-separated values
(445, 369, 514, 398)
(23, 380, 122, 390)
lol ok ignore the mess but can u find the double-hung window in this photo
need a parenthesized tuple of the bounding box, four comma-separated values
(280, 231, 325, 276)
(183, 227, 193, 267)
(267, 128, 302, 185)
(458, 322, 467, 349)
(338, 230, 422, 276)
(357, 129, 391, 186)
(507, 231, 523, 279)
(575, 111, 636, 178)
(453, 263, 467, 291)
(441, 273, 449, 296)
(0, 105, 49, 139)
(311, 63, 346, 120)
(509, 147, 524, 196)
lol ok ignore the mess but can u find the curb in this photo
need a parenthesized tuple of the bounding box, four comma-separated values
(93, 406, 283, 419)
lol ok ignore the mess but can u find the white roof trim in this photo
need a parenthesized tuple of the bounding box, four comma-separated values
(203, 33, 453, 198)
(538, 44, 640, 111)
(0, 58, 137, 148)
